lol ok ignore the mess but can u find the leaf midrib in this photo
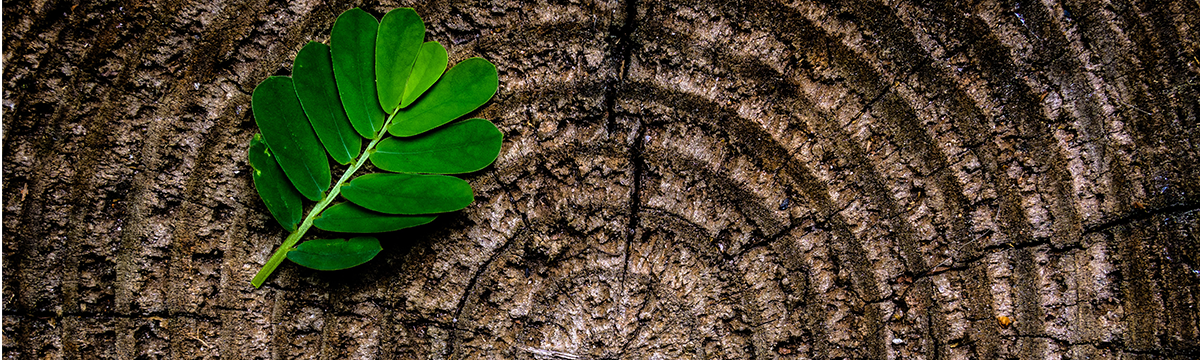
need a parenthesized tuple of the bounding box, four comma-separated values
(251, 107, 401, 288)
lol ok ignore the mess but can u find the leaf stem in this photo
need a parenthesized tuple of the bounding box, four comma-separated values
(252, 113, 399, 288)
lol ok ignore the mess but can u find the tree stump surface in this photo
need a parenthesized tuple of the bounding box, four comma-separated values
(4, 0, 1199, 358)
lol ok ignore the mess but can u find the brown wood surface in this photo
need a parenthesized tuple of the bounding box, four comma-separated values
(3, 0, 1199, 358)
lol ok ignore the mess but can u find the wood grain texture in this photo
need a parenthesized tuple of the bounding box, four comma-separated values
(3, 0, 1198, 358)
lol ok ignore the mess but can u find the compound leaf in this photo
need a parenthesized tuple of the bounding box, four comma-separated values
(389, 57, 498, 137)
(250, 6, 504, 287)
(400, 41, 448, 108)
(332, 8, 387, 138)
(341, 173, 473, 214)
(371, 118, 502, 174)
(251, 76, 330, 201)
(314, 202, 437, 233)
(247, 134, 304, 231)
(294, 41, 361, 165)
(376, 8, 425, 113)
(287, 237, 382, 271)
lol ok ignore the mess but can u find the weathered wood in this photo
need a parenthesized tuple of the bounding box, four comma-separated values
(4, 0, 1199, 358)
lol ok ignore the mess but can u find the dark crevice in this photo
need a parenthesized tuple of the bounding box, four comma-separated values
(607, 0, 641, 292)
(1083, 200, 1200, 234)
(619, 129, 643, 291)
(447, 176, 528, 359)
(447, 244, 512, 349)
(448, 173, 532, 328)
(603, 0, 639, 135)
(4, 310, 223, 323)
(913, 238, 1069, 280)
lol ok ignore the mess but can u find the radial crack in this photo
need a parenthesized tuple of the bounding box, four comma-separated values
(608, 0, 641, 292)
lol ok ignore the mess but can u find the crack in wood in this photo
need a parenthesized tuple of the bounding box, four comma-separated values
(610, 0, 641, 296)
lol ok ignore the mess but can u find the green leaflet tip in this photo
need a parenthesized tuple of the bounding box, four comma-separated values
(376, 7, 425, 113)
(388, 57, 499, 137)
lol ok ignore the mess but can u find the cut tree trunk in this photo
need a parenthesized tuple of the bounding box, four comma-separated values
(4, 0, 1199, 358)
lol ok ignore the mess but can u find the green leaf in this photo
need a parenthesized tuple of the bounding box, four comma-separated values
(371, 118, 502, 174)
(400, 41, 448, 108)
(250, 6, 506, 288)
(286, 237, 382, 271)
(314, 202, 437, 233)
(389, 57, 499, 137)
(341, 173, 474, 214)
(294, 41, 362, 165)
(251, 76, 330, 201)
(376, 8, 425, 113)
(247, 134, 304, 231)
(332, 8, 387, 139)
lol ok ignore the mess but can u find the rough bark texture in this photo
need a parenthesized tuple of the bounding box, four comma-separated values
(4, 0, 1200, 358)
